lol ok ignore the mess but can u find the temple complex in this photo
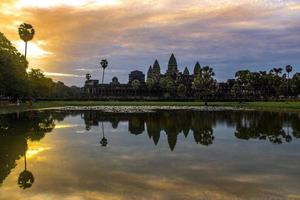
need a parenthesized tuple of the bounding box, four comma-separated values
(83, 53, 230, 98)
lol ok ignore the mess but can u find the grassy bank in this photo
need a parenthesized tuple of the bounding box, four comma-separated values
(1, 101, 300, 114)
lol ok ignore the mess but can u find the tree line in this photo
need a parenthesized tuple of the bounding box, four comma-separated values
(1, 23, 299, 100)
(145, 65, 299, 99)
(0, 24, 80, 101)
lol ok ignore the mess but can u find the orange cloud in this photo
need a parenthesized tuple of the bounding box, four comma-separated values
(1, 0, 299, 85)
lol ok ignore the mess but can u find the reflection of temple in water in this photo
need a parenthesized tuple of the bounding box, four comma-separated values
(1, 110, 300, 186)
(81, 110, 300, 150)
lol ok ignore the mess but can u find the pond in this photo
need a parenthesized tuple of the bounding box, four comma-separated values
(0, 110, 300, 200)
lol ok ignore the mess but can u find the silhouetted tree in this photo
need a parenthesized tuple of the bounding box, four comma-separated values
(286, 65, 293, 96)
(100, 59, 108, 84)
(86, 73, 91, 81)
(177, 84, 186, 97)
(132, 79, 141, 96)
(146, 78, 155, 96)
(18, 23, 35, 59)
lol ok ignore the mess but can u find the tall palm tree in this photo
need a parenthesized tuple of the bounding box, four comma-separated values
(271, 67, 283, 76)
(86, 73, 91, 81)
(286, 65, 293, 96)
(100, 59, 108, 84)
(286, 65, 293, 79)
(18, 23, 35, 59)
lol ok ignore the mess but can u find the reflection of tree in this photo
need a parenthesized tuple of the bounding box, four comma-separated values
(18, 143, 34, 190)
(81, 110, 300, 151)
(191, 112, 215, 146)
(100, 122, 108, 147)
(291, 114, 300, 138)
(0, 111, 67, 185)
(234, 112, 293, 144)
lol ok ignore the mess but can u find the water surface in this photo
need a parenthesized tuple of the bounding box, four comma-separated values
(0, 110, 300, 200)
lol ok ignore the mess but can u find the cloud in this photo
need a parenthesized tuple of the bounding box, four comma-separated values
(44, 72, 84, 78)
(0, 0, 299, 85)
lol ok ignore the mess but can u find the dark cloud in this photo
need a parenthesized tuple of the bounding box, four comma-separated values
(1, 0, 299, 85)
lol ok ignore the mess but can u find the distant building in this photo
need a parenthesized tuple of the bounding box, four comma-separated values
(128, 70, 145, 84)
(82, 53, 232, 98)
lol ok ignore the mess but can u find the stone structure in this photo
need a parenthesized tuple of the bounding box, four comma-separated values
(83, 53, 231, 98)
(128, 70, 145, 84)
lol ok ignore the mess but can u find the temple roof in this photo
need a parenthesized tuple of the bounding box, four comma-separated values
(183, 67, 190, 75)
(194, 62, 201, 74)
(147, 65, 153, 73)
(153, 60, 160, 72)
(168, 53, 177, 67)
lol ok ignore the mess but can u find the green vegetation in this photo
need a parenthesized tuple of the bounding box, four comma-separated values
(0, 26, 80, 100)
(232, 67, 299, 97)
(1, 101, 300, 114)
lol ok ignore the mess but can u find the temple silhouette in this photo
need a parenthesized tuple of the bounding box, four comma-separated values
(83, 53, 230, 98)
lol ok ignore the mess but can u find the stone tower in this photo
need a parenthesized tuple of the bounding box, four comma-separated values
(183, 67, 190, 76)
(147, 65, 153, 79)
(194, 62, 201, 75)
(152, 60, 161, 82)
(166, 53, 179, 79)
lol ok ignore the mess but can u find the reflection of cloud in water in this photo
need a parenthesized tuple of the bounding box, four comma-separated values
(1, 110, 300, 199)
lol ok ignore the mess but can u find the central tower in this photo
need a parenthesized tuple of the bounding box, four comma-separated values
(166, 53, 178, 79)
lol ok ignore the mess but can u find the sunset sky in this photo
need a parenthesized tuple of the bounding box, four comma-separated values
(1, 0, 299, 86)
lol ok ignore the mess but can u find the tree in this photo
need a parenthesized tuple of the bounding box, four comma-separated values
(28, 69, 53, 98)
(269, 68, 285, 97)
(177, 84, 186, 97)
(165, 78, 175, 95)
(232, 70, 252, 96)
(159, 77, 174, 97)
(132, 79, 140, 96)
(286, 65, 293, 96)
(18, 23, 35, 59)
(86, 73, 91, 81)
(292, 73, 300, 96)
(192, 66, 216, 100)
(270, 67, 283, 76)
(146, 78, 155, 96)
(0, 32, 28, 98)
(100, 59, 108, 84)
(159, 77, 168, 92)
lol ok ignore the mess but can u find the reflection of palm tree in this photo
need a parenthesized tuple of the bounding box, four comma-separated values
(100, 122, 108, 147)
(286, 116, 292, 143)
(18, 143, 34, 189)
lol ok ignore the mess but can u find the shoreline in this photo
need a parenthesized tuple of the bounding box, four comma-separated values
(49, 105, 254, 113)
(1, 101, 300, 114)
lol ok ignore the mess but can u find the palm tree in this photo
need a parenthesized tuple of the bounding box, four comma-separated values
(286, 65, 293, 78)
(270, 67, 283, 76)
(86, 73, 91, 81)
(18, 23, 35, 59)
(286, 65, 293, 96)
(100, 59, 108, 84)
